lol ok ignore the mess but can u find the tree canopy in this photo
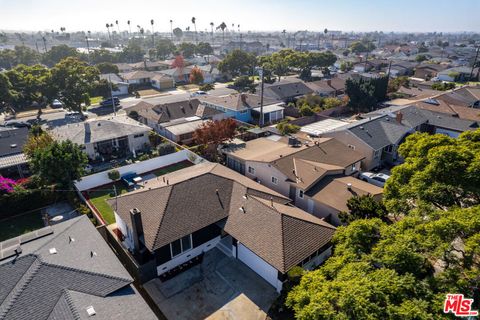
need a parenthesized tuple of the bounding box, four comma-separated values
(218, 49, 256, 77)
(345, 76, 388, 113)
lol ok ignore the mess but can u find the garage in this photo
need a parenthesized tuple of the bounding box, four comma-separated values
(237, 243, 282, 292)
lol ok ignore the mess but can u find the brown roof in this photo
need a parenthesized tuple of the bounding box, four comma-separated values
(109, 162, 335, 272)
(306, 175, 383, 212)
(412, 100, 480, 122)
(271, 138, 365, 184)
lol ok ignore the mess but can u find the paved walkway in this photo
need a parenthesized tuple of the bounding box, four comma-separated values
(144, 248, 277, 320)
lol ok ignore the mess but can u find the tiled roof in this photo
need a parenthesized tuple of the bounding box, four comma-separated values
(199, 93, 281, 111)
(261, 80, 313, 100)
(109, 163, 335, 272)
(0, 127, 29, 157)
(0, 216, 156, 320)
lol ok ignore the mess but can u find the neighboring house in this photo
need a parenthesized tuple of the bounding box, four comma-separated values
(0, 215, 157, 320)
(414, 63, 449, 80)
(114, 62, 133, 73)
(159, 65, 220, 84)
(389, 61, 416, 77)
(130, 60, 170, 71)
(99, 73, 129, 96)
(411, 99, 480, 122)
(125, 99, 225, 144)
(434, 86, 480, 108)
(49, 116, 151, 160)
(200, 93, 284, 124)
(224, 136, 372, 225)
(323, 115, 412, 170)
(260, 80, 314, 102)
(437, 66, 479, 82)
(305, 77, 346, 97)
(0, 126, 29, 178)
(150, 73, 175, 90)
(120, 70, 155, 85)
(108, 162, 336, 292)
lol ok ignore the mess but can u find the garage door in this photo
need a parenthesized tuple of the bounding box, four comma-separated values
(237, 244, 278, 289)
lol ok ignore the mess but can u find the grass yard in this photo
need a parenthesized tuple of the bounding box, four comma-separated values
(0, 211, 45, 242)
(87, 161, 193, 224)
(89, 96, 103, 105)
(177, 84, 199, 91)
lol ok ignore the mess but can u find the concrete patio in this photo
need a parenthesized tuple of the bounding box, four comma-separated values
(143, 248, 278, 320)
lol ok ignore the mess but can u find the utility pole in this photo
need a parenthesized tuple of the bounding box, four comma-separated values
(42, 36, 47, 53)
(387, 60, 392, 77)
(108, 75, 116, 116)
(85, 36, 91, 64)
(34, 41, 40, 54)
(258, 67, 265, 127)
(469, 46, 479, 82)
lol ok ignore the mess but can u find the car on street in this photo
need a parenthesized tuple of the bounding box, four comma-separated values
(2, 120, 31, 128)
(191, 90, 207, 97)
(51, 99, 64, 108)
(100, 97, 120, 106)
(359, 172, 391, 187)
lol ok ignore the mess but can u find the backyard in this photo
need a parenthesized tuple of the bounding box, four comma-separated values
(86, 161, 193, 224)
(0, 210, 45, 242)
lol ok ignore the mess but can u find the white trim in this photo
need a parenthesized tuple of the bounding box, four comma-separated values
(271, 176, 278, 185)
(169, 234, 193, 258)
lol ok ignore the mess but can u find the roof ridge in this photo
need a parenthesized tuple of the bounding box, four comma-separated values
(151, 186, 173, 251)
(0, 255, 42, 318)
(45, 290, 81, 320)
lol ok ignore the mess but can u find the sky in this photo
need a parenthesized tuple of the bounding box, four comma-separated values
(0, 0, 479, 33)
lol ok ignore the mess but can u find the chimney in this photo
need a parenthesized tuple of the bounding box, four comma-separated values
(270, 197, 274, 207)
(240, 93, 247, 103)
(85, 122, 91, 134)
(395, 112, 403, 124)
(327, 79, 332, 87)
(129, 208, 144, 253)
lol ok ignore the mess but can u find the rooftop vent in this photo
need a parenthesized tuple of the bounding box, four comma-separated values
(239, 206, 246, 213)
(10, 144, 17, 148)
(86, 306, 96, 317)
(347, 183, 352, 190)
(90, 251, 97, 258)
(243, 194, 248, 199)
(49, 248, 57, 254)
(68, 236, 75, 243)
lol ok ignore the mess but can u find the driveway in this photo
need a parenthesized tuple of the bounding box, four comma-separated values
(144, 248, 278, 320)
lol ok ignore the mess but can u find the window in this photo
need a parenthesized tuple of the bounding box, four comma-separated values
(133, 133, 144, 138)
(271, 176, 278, 184)
(248, 166, 255, 175)
(351, 164, 356, 171)
(383, 145, 393, 153)
(298, 190, 304, 199)
(170, 234, 192, 258)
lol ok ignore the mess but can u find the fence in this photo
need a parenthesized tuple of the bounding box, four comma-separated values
(75, 149, 203, 191)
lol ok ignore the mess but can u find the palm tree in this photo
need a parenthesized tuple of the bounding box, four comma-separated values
(150, 19, 155, 46)
(191, 17, 197, 44)
(210, 22, 214, 44)
(115, 20, 120, 37)
(127, 20, 131, 36)
(170, 20, 173, 40)
(106, 23, 111, 41)
(217, 22, 227, 46)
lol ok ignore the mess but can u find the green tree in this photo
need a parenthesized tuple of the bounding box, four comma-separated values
(108, 170, 120, 181)
(415, 54, 429, 62)
(119, 40, 144, 62)
(23, 127, 54, 158)
(233, 75, 255, 92)
(431, 82, 455, 91)
(349, 40, 375, 54)
(178, 42, 196, 58)
(13, 45, 40, 66)
(299, 104, 314, 116)
(218, 49, 256, 77)
(277, 121, 300, 135)
(199, 83, 215, 91)
(42, 44, 79, 67)
(29, 140, 88, 187)
(384, 130, 480, 214)
(338, 195, 388, 224)
(95, 62, 119, 74)
(0, 72, 17, 110)
(345, 76, 388, 113)
(155, 38, 176, 59)
(196, 42, 213, 55)
(50, 57, 100, 112)
(323, 97, 343, 109)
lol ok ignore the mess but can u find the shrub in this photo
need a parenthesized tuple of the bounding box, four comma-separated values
(108, 170, 120, 181)
(199, 83, 214, 91)
(277, 121, 300, 135)
(287, 266, 305, 285)
(299, 104, 315, 116)
(158, 143, 176, 156)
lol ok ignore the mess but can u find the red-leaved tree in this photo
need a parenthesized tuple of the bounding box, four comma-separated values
(189, 66, 204, 85)
(193, 118, 237, 160)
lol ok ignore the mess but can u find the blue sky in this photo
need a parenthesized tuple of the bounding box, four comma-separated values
(0, 0, 479, 33)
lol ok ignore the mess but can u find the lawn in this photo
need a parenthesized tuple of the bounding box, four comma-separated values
(87, 161, 193, 224)
(0, 211, 45, 242)
(89, 96, 103, 105)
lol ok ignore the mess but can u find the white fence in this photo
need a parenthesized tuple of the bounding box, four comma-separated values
(75, 149, 203, 191)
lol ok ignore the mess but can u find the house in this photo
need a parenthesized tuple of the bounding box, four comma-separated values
(434, 86, 480, 107)
(114, 62, 133, 73)
(200, 93, 284, 124)
(414, 63, 449, 80)
(389, 61, 416, 77)
(437, 66, 479, 82)
(159, 65, 221, 84)
(0, 126, 29, 178)
(130, 60, 170, 71)
(119, 70, 175, 90)
(99, 73, 129, 96)
(150, 73, 175, 90)
(125, 99, 225, 144)
(323, 115, 412, 170)
(49, 116, 152, 160)
(0, 215, 157, 320)
(305, 77, 346, 97)
(224, 136, 373, 225)
(108, 162, 336, 292)
(259, 80, 314, 102)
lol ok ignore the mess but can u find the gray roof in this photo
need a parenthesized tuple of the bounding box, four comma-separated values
(50, 116, 151, 145)
(261, 80, 313, 100)
(348, 115, 412, 150)
(0, 216, 156, 320)
(0, 126, 29, 157)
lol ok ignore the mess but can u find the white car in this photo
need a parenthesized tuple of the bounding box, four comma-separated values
(359, 172, 390, 187)
(51, 99, 64, 108)
(191, 90, 207, 97)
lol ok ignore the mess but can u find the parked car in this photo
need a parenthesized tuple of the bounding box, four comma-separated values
(359, 172, 390, 187)
(51, 99, 64, 108)
(100, 97, 120, 106)
(3, 120, 31, 128)
(191, 90, 207, 97)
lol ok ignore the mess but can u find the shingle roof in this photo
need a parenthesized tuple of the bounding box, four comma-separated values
(109, 162, 335, 272)
(199, 93, 281, 111)
(0, 216, 156, 320)
(0, 127, 29, 157)
(348, 116, 412, 150)
(49, 116, 151, 145)
(261, 80, 313, 100)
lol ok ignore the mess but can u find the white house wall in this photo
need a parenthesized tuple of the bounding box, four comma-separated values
(244, 161, 290, 196)
(237, 243, 283, 292)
